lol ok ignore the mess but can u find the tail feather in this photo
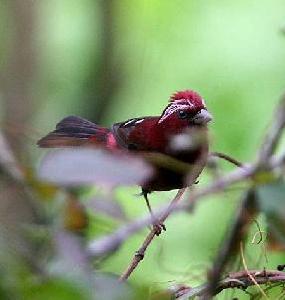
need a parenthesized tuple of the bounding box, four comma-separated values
(37, 116, 110, 148)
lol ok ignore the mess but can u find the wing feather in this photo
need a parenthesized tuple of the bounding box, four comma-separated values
(38, 116, 110, 148)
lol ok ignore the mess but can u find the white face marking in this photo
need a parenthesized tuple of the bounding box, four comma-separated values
(123, 118, 145, 127)
(158, 103, 191, 124)
(124, 119, 135, 126)
(135, 119, 144, 124)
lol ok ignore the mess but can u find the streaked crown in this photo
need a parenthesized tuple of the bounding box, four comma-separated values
(170, 90, 205, 108)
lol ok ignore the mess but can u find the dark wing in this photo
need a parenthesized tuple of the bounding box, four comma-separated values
(38, 116, 110, 147)
(112, 117, 158, 151)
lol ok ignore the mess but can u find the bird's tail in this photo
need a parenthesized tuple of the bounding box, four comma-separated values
(37, 116, 110, 148)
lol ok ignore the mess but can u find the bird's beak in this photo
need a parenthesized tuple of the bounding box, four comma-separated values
(192, 109, 213, 125)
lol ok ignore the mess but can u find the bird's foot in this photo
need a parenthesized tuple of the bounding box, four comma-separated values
(152, 220, 166, 236)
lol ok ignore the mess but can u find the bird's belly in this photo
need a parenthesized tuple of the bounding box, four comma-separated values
(142, 148, 208, 192)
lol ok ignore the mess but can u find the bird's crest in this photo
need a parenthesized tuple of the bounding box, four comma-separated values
(158, 90, 206, 124)
(170, 90, 205, 107)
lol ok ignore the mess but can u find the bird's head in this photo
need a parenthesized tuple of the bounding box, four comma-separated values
(158, 90, 212, 129)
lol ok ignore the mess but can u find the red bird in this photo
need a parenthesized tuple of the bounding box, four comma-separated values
(38, 90, 212, 234)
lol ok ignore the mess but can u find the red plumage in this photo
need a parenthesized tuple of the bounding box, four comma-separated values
(38, 90, 212, 233)
(170, 89, 204, 105)
(38, 90, 212, 194)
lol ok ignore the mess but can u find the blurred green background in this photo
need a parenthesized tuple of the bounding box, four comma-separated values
(1, 0, 285, 299)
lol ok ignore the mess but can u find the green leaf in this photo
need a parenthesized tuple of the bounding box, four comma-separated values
(22, 278, 88, 300)
(257, 179, 285, 249)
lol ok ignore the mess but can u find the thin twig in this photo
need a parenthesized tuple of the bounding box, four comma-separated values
(240, 241, 269, 299)
(203, 92, 285, 298)
(118, 188, 186, 281)
(118, 149, 212, 280)
(175, 269, 285, 299)
(202, 188, 257, 299)
(87, 152, 285, 258)
(251, 219, 266, 245)
(210, 151, 244, 168)
(258, 93, 285, 163)
(90, 92, 285, 283)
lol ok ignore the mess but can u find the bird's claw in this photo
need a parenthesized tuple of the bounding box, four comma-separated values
(153, 220, 166, 236)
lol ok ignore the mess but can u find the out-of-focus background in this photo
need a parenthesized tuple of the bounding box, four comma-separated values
(1, 1, 285, 299)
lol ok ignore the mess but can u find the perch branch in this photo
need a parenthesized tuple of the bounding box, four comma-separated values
(87, 152, 285, 258)
(88, 93, 285, 282)
(118, 188, 186, 281)
(175, 269, 285, 299)
(118, 157, 211, 280)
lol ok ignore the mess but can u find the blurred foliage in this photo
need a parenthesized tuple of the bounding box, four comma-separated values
(1, 0, 285, 299)
(257, 179, 285, 251)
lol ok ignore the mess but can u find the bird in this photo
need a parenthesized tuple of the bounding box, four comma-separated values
(38, 90, 212, 234)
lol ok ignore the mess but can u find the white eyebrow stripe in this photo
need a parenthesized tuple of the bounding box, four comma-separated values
(158, 103, 190, 124)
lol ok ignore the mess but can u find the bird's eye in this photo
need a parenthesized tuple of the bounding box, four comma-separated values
(178, 110, 188, 119)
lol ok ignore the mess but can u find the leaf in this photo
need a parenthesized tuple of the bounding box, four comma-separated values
(49, 231, 91, 280)
(256, 179, 285, 250)
(22, 278, 88, 300)
(64, 197, 89, 232)
(85, 196, 127, 220)
(24, 167, 59, 201)
(38, 148, 153, 187)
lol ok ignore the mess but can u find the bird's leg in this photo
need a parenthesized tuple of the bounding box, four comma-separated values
(142, 190, 166, 236)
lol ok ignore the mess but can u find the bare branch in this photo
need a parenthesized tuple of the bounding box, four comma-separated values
(203, 189, 257, 299)
(87, 92, 285, 285)
(210, 151, 244, 168)
(204, 92, 285, 298)
(87, 152, 285, 258)
(175, 269, 285, 299)
(239, 241, 269, 299)
(118, 188, 186, 282)
(258, 93, 285, 163)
